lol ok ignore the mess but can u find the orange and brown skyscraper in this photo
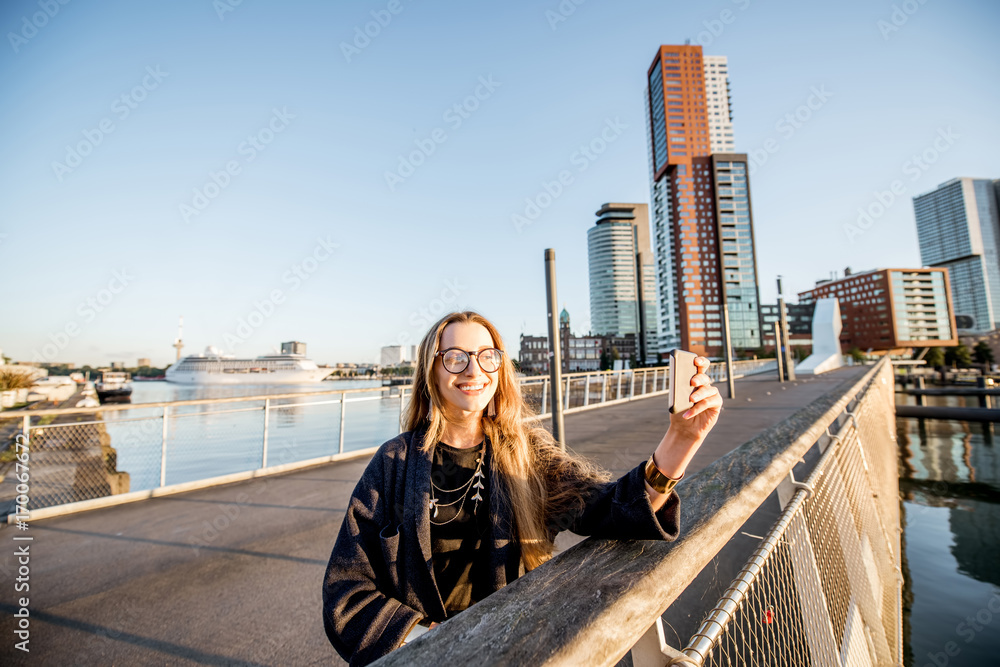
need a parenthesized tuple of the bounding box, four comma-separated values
(645, 44, 762, 358)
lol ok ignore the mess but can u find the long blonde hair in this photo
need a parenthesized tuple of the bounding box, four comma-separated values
(403, 311, 610, 570)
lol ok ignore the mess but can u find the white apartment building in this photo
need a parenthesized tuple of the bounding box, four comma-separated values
(703, 55, 734, 153)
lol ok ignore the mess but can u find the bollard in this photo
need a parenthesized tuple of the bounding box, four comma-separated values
(977, 377, 992, 409)
(774, 321, 784, 383)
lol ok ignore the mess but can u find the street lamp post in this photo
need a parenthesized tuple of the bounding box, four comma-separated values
(777, 276, 796, 381)
(545, 249, 566, 450)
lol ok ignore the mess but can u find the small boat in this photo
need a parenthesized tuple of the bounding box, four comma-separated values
(96, 372, 133, 403)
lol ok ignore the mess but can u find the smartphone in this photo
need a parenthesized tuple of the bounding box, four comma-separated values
(668, 349, 698, 415)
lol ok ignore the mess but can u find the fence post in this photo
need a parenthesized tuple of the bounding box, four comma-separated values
(160, 406, 169, 487)
(261, 398, 270, 468)
(617, 371, 623, 400)
(565, 377, 571, 410)
(541, 379, 548, 415)
(21, 415, 29, 454)
(630, 369, 636, 400)
(652, 368, 658, 394)
(399, 386, 406, 428)
(583, 374, 590, 407)
(338, 392, 347, 454)
(601, 373, 607, 404)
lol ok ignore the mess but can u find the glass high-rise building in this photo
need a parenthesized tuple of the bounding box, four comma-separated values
(644, 44, 762, 357)
(700, 154, 761, 349)
(587, 203, 658, 361)
(913, 177, 1000, 333)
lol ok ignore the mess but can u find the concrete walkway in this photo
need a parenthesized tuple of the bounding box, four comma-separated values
(0, 366, 868, 665)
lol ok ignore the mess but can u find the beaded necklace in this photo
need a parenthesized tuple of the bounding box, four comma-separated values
(428, 444, 485, 526)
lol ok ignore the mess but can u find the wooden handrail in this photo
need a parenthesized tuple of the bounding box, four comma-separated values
(373, 359, 888, 667)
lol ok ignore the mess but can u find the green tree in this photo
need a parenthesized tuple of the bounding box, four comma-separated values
(945, 344, 972, 367)
(599, 350, 610, 372)
(924, 347, 945, 367)
(973, 341, 995, 365)
(848, 347, 865, 363)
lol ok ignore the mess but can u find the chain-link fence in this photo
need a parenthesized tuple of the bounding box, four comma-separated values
(17, 416, 127, 510)
(667, 359, 900, 666)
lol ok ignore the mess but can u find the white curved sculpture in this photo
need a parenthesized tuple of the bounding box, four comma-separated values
(796, 297, 844, 375)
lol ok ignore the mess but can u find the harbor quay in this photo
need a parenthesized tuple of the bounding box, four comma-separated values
(0, 367, 868, 666)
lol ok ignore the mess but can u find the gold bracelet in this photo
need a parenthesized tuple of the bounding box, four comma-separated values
(644, 455, 684, 494)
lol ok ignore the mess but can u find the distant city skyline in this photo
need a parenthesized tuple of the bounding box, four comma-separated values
(1, 0, 998, 366)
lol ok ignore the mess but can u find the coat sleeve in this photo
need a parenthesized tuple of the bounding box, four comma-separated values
(546, 460, 680, 542)
(322, 446, 424, 667)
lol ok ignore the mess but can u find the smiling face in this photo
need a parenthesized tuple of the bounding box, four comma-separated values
(434, 321, 501, 419)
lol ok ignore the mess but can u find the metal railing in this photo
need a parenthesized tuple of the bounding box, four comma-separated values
(0, 385, 404, 520)
(522, 359, 776, 418)
(372, 358, 898, 667)
(668, 359, 901, 666)
(0, 360, 776, 520)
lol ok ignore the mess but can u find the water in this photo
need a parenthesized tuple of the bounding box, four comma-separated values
(126, 378, 382, 403)
(897, 391, 1000, 667)
(101, 379, 405, 491)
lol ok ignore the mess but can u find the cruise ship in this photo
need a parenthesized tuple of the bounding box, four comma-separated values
(165, 341, 332, 385)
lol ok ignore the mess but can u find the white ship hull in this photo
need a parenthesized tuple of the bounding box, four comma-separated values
(165, 368, 330, 385)
(165, 349, 332, 385)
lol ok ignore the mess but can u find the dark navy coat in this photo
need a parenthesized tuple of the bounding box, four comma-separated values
(321, 428, 680, 666)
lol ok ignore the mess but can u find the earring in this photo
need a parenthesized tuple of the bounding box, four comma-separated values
(487, 396, 496, 417)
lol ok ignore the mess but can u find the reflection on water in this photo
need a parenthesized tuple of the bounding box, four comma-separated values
(897, 391, 1000, 667)
(101, 380, 402, 491)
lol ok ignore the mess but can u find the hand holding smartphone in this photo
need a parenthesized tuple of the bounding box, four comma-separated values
(668, 349, 699, 415)
(646, 349, 722, 507)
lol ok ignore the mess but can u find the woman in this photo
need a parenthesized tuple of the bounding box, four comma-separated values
(322, 311, 722, 666)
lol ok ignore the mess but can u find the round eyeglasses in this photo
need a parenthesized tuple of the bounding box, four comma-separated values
(435, 347, 504, 374)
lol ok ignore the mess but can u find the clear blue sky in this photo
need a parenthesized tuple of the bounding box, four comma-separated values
(1, 0, 998, 367)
